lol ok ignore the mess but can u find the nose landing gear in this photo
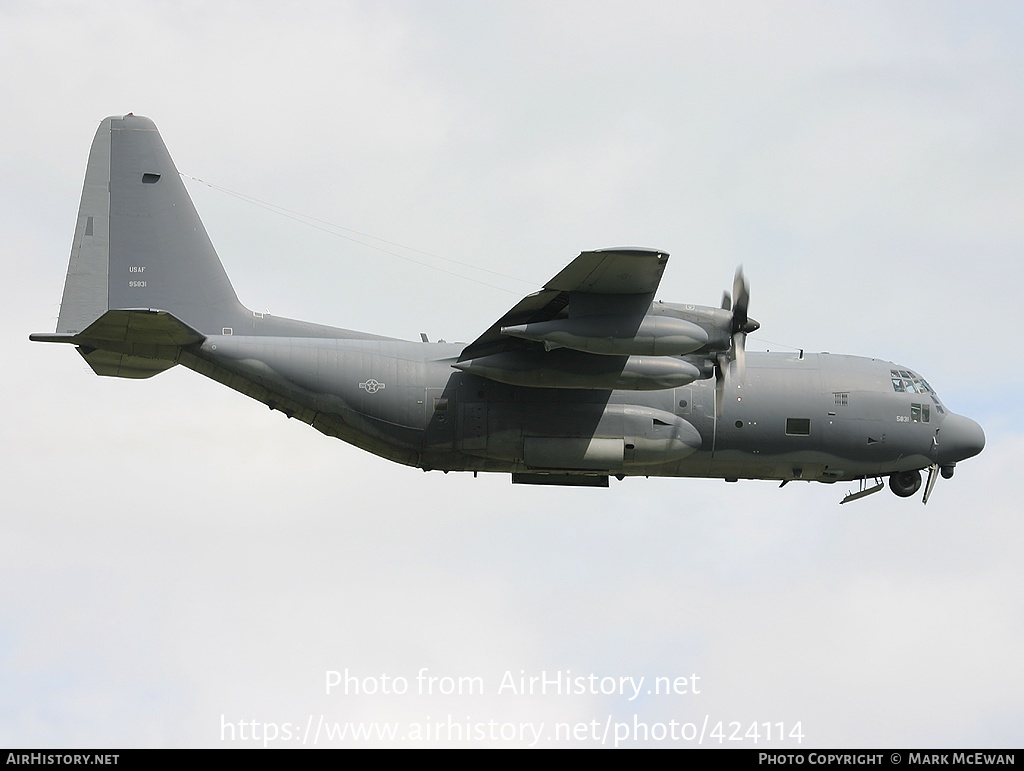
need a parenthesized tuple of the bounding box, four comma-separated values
(888, 463, 954, 504)
(888, 469, 922, 498)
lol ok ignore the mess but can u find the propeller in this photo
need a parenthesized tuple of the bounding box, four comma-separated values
(715, 266, 759, 416)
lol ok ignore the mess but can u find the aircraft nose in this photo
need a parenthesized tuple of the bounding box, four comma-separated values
(938, 412, 986, 463)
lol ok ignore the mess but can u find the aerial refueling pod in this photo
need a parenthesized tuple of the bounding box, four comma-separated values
(501, 314, 709, 356)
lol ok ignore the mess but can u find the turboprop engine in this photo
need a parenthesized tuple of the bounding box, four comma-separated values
(500, 314, 709, 356)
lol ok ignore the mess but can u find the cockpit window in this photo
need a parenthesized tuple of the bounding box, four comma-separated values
(891, 369, 933, 396)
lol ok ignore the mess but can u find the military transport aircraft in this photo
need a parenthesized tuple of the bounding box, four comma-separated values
(31, 115, 985, 503)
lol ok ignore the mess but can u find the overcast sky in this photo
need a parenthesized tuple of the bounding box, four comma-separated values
(1, 0, 1021, 748)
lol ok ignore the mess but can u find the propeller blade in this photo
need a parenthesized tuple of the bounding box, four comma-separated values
(715, 266, 753, 402)
(732, 266, 749, 331)
(733, 330, 746, 381)
(715, 352, 729, 417)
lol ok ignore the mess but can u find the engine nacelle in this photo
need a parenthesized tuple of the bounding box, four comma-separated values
(501, 314, 709, 356)
(454, 349, 702, 390)
(651, 302, 738, 354)
(523, 405, 702, 471)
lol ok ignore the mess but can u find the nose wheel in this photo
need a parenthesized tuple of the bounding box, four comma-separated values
(888, 469, 922, 498)
(887, 464, 948, 504)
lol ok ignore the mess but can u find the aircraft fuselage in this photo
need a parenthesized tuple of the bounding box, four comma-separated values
(186, 335, 980, 487)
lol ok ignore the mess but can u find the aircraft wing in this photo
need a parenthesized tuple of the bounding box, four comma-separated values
(544, 247, 669, 294)
(457, 248, 669, 363)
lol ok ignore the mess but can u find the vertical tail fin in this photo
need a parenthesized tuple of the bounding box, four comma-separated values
(33, 114, 375, 377)
(56, 114, 249, 337)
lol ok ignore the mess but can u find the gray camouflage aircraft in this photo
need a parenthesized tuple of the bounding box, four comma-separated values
(31, 115, 984, 503)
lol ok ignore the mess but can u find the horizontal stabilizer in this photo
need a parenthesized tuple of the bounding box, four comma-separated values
(77, 308, 204, 346)
(31, 309, 204, 379)
(77, 348, 177, 379)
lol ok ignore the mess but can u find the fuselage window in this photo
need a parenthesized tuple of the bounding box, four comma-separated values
(786, 418, 811, 436)
(910, 403, 931, 423)
(891, 369, 936, 396)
